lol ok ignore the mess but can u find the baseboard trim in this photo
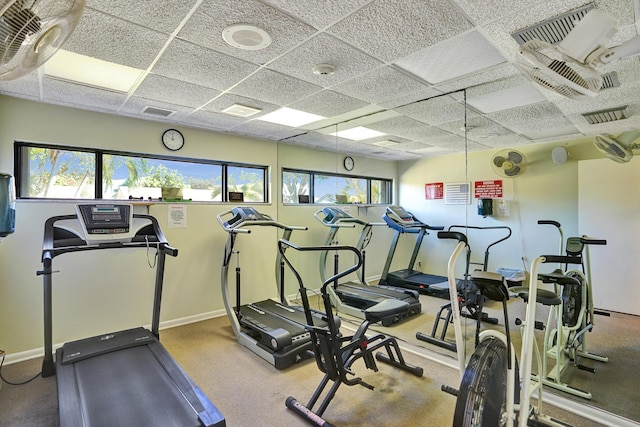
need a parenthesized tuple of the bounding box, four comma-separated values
(3, 310, 227, 366)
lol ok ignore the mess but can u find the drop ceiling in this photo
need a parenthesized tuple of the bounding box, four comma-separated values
(1, 0, 639, 161)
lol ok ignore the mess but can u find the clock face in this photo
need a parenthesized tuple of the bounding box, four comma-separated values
(343, 156, 354, 171)
(162, 129, 184, 151)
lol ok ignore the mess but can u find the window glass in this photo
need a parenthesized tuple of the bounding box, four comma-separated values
(282, 171, 310, 204)
(287, 169, 391, 205)
(20, 146, 95, 198)
(227, 165, 265, 202)
(103, 155, 223, 201)
(371, 179, 391, 204)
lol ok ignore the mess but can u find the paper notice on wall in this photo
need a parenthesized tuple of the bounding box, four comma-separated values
(168, 204, 187, 228)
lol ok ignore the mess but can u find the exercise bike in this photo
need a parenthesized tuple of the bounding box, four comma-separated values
(452, 254, 575, 427)
(535, 220, 608, 399)
(417, 225, 512, 352)
(278, 239, 424, 427)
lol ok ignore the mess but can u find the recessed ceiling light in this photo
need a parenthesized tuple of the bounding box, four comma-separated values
(222, 104, 262, 117)
(222, 24, 272, 50)
(257, 107, 325, 127)
(44, 50, 143, 93)
(330, 126, 386, 141)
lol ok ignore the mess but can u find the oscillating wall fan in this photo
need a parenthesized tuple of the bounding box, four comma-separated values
(491, 149, 528, 178)
(0, 0, 84, 81)
(593, 130, 640, 163)
(516, 9, 640, 99)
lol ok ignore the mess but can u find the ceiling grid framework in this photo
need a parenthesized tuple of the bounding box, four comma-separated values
(0, 0, 639, 161)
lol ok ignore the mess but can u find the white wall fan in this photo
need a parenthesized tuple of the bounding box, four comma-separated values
(0, 0, 84, 81)
(516, 9, 640, 99)
(491, 149, 528, 178)
(593, 130, 640, 163)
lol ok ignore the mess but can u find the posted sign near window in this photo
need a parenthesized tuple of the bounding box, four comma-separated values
(425, 182, 444, 200)
(474, 180, 503, 198)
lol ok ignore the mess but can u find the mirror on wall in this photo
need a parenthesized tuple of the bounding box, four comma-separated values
(275, 90, 640, 425)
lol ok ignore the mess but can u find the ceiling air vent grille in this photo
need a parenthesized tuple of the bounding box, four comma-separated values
(511, 4, 594, 45)
(601, 71, 620, 90)
(582, 106, 628, 124)
(142, 106, 176, 117)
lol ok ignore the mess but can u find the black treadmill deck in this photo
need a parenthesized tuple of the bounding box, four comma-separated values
(56, 328, 225, 427)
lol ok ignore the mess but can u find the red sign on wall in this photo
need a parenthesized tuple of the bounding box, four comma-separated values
(425, 182, 444, 200)
(474, 180, 503, 198)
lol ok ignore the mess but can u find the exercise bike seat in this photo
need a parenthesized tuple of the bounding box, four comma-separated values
(470, 271, 510, 302)
(538, 271, 581, 287)
(363, 299, 410, 323)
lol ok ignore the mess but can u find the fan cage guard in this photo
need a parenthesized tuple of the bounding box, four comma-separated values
(492, 150, 527, 177)
(516, 39, 603, 99)
(0, 0, 84, 80)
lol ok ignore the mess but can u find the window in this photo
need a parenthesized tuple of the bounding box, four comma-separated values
(15, 142, 268, 202)
(283, 168, 392, 205)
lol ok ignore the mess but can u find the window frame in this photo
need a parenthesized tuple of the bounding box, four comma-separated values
(282, 167, 392, 205)
(14, 141, 269, 203)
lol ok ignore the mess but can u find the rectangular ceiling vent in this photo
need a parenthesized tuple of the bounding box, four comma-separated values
(601, 71, 620, 90)
(511, 4, 594, 45)
(582, 105, 628, 124)
(142, 106, 176, 117)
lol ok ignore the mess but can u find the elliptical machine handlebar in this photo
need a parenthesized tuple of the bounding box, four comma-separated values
(278, 238, 362, 295)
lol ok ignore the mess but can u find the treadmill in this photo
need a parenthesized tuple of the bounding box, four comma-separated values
(315, 207, 421, 326)
(217, 206, 330, 370)
(379, 205, 447, 295)
(39, 203, 225, 427)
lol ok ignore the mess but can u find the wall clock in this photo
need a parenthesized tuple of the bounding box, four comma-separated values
(162, 129, 184, 151)
(343, 156, 354, 171)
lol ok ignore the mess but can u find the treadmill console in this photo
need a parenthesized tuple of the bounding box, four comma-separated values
(321, 207, 351, 224)
(386, 206, 422, 226)
(74, 203, 135, 244)
(225, 206, 270, 228)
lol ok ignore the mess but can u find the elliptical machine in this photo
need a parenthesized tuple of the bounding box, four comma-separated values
(279, 239, 423, 427)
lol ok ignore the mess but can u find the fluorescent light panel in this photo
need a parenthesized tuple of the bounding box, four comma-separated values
(44, 50, 143, 93)
(373, 140, 401, 147)
(257, 107, 325, 127)
(330, 126, 386, 141)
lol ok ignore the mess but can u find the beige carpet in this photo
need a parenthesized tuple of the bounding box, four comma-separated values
(0, 312, 620, 426)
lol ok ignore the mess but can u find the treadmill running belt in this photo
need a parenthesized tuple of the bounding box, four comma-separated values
(58, 344, 220, 427)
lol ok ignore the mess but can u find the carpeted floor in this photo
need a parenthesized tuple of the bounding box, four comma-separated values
(0, 311, 622, 427)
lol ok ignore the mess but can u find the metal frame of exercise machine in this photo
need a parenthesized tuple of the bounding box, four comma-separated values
(279, 239, 424, 427)
(378, 205, 446, 295)
(39, 203, 225, 427)
(315, 206, 421, 326)
(217, 206, 328, 370)
(452, 256, 573, 427)
(417, 225, 512, 351)
(536, 220, 608, 399)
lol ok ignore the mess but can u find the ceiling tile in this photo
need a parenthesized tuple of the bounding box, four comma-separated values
(86, 0, 197, 34)
(229, 69, 322, 106)
(63, 8, 168, 69)
(331, 66, 429, 104)
(132, 74, 221, 109)
(41, 78, 127, 113)
(260, 0, 371, 29)
(328, 0, 473, 62)
(395, 30, 507, 85)
(288, 90, 369, 117)
(152, 39, 260, 90)
(467, 82, 547, 113)
(177, 0, 317, 66)
(267, 33, 383, 87)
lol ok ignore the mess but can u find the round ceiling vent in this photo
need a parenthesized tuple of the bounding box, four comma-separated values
(222, 24, 272, 50)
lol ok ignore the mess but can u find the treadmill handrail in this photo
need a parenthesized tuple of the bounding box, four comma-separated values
(217, 208, 306, 233)
(41, 213, 178, 265)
